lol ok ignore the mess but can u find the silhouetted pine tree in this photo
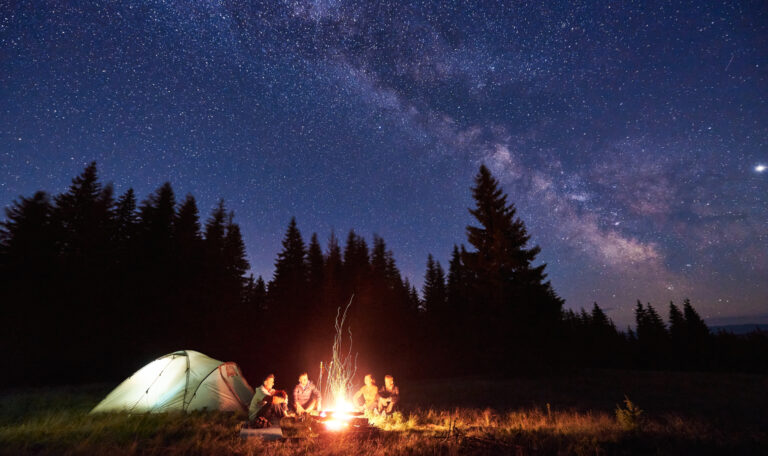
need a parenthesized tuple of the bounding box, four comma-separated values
(461, 165, 563, 370)
(52, 163, 118, 375)
(668, 302, 686, 343)
(682, 298, 710, 368)
(204, 200, 227, 269)
(245, 275, 267, 311)
(216, 212, 250, 353)
(0, 191, 57, 384)
(268, 218, 307, 358)
(223, 213, 249, 285)
(403, 278, 421, 313)
(422, 254, 447, 314)
(322, 230, 344, 309)
(342, 229, 370, 291)
(175, 195, 203, 261)
(683, 298, 709, 340)
(635, 301, 669, 368)
(307, 233, 324, 296)
(588, 303, 623, 367)
(0, 191, 55, 277)
(114, 189, 138, 246)
(446, 245, 468, 313)
(138, 183, 176, 264)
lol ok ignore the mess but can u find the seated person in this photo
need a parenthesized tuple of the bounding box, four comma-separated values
(248, 374, 288, 427)
(352, 374, 379, 413)
(377, 374, 400, 416)
(292, 372, 321, 415)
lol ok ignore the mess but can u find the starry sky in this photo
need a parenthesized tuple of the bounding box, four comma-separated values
(2, 1, 767, 327)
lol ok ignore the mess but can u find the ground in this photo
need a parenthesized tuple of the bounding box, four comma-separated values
(1, 369, 766, 455)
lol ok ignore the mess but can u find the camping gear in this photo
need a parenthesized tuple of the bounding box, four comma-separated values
(91, 350, 253, 413)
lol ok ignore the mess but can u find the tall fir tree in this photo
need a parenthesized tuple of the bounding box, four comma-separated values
(223, 212, 249, 284)
(268, 217, 307, 317)
(423, 254, 447, 315)
(307, 233, 325, 294)
(461, 165, 563, 369)
(114, 188, 138, 251)
(668, 302, 686, 343)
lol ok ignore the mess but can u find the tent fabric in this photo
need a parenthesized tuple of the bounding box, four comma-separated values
(91, 350, 254, 414)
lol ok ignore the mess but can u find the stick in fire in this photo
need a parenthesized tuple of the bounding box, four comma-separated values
(320, 296, 358, 410)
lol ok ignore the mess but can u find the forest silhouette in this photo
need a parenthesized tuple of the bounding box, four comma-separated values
(1, 163, 765, 387)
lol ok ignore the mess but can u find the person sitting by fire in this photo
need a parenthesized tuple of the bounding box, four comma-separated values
(352, 374, 379, 413)
(377, 374, 400, 416)
(248, 374, 289, 428)
(292, 372, 321, 415)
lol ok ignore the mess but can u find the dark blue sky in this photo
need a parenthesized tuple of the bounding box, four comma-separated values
(2, 1, 766, 326)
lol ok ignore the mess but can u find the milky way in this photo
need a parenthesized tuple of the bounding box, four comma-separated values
(2, 1, 766, 326)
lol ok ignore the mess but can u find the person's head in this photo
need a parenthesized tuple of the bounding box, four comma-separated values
(384, 375, 394, 389)
(364, 374, 375, 386)
(273, 389, 287, 404)
(263, 374, 275, 390)
(298, 372, 309, 387)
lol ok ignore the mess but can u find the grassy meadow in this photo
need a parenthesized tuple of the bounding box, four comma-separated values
(1, 369, 766, 455)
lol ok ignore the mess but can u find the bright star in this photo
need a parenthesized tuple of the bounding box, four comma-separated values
(756, 164, 767, 173)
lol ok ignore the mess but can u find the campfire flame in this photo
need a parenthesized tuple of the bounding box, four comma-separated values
(316, 297, 369, 433)
(318, 398, 363, 432)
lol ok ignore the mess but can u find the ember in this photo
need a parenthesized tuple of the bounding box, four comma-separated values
(315, 399, 370, 433)
(316, 409, 371, 434)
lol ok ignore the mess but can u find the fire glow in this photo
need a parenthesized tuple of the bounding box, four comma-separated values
(318, 398, 359, 432)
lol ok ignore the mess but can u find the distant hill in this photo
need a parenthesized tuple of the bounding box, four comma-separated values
(710, 324, 768, 335)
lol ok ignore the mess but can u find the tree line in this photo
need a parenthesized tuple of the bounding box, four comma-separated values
(1, 163, 765, 387)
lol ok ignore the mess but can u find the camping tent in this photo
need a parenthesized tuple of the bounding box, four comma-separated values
(91, 350, 253, 413)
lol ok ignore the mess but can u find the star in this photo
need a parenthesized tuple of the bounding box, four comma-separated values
(755, 164, 766, 173)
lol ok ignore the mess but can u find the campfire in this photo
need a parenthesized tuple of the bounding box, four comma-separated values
(315, 399, 370, 434)
(281, 297, 376, 437)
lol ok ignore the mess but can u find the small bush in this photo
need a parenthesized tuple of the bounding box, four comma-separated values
(615, 396, 644, 431)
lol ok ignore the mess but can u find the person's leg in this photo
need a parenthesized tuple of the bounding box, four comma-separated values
(256, 401, 285, 425)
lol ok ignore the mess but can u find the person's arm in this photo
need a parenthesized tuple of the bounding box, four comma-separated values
(391, 386, 400, 405)
(352, 387, 363, 405)
(293, 385, 305, 414)
(305, 385, 320, 412)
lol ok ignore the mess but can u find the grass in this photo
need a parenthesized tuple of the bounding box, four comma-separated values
(1, 369, 766, 455)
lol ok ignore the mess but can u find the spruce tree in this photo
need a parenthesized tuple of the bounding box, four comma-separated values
(114, 189, 138, 249)
(423, 254, 447, 315)
(461, 165, 563, 368)
(269, 217, 307, 317)
(175, 195, 202, 249)
(683, 298, 709, 340)
(0, 191, 56, 382)
(320, 230, 344, 332)
(668, 302, 686, 343)
(138, 182, 176, 259)
(0, 191, 55, 275)
(307, 233, 324, 293)
(446, 245, 467, 311)
(204, 199, 227, 264)
(223, 213, 249, 284)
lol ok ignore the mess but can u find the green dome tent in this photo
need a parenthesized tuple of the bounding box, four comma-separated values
(91, 350, 253, 413)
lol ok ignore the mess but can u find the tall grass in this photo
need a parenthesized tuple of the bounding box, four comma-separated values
(2, 370, 766, 455)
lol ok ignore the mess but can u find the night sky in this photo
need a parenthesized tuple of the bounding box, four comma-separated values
(2, 1, 766, 327)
